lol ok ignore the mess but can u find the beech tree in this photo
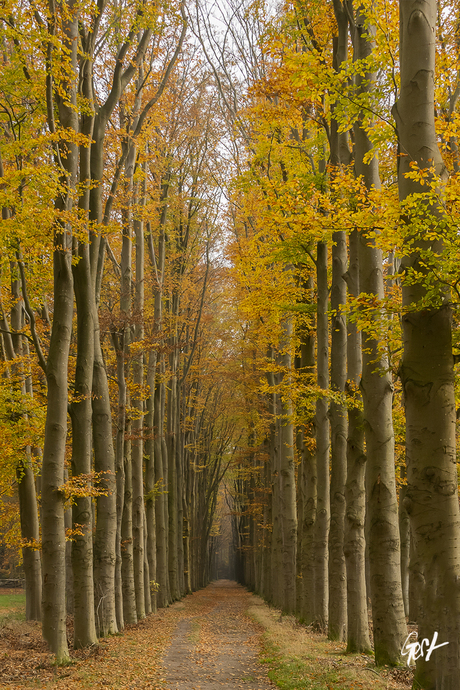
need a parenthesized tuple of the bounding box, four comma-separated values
(395, 0, 460, 686)
(349, 2, 407, 666)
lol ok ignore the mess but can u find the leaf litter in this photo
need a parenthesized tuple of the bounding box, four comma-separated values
(0, 581, 413, 689)
(0, 581, 273, 689)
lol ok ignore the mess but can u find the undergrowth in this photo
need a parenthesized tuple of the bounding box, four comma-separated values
(247, 595, 412, 690)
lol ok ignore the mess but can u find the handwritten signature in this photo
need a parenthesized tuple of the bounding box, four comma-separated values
(401, 631, 449, 666)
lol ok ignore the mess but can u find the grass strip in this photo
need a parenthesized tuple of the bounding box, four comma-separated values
(246, 594, 411, 690)
(0, 591, 26, 625)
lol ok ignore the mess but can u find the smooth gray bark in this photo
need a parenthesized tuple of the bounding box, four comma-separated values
(114, 332, 126, 631)
(145, 348, 157, 611)
(328, 0, 350, 642)
(328, 228, 348, 641)
(344, 229, 371, 654)
(41, 206, 73, 663)
(119, 151, 137, 624)
(278, 313, 297, 614)
(297, 279, 316, 624)
(394, 1, 460, 685)
(70, 247, 98, 648)
(353, 7, 406, 665)
(3, 282, 42, 622)
(131, 214, 146, 620)
(92, 336, 118, 636)
(121, 431, 137, 625)
(314, 241, 330, 630)
(41, 0, 78, 660)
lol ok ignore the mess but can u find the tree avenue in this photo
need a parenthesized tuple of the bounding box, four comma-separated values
(0, 0, 460, 687)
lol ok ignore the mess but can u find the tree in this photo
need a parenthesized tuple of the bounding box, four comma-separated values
(38, 0, 78, 660)
(327, 0, 350, 641)
(350, 2, 407, 666)
(394, 0, 460, 686)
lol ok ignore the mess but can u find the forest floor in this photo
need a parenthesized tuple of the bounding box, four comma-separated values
(0, 581, 413, 689)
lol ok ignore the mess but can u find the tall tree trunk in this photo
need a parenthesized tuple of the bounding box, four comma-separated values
(296, 286, 316, 623)
(143, 512, 151, 614)
(64, 488, 73, 616)
(295, 423, 304, 614)
(266, 360, 282, 608)
(70, 247, 98, 647)
(69, 86, 98, 645)
(92, 334, 118, 636)
(148, 183, 169, 608)
(41, 0, 78, 660)
(121, 429, 137, 625)
(155, 363, 170, 607)
(4, 277, 42, 622)
(132, 181, 146, 619)
(17, 459, 41, 621)
(119, 145, 137, 624)
(344, 229, 371, 654)
(262, 436, 272, 601)
(328, 227, 348, 641)
(145, 348, 157, 611)
(114, 333, 126, 631)
(328, 0, 349, 642)
(41, 208, 73, 663)
(352, 6, 406, 666)
(176, 388, 185, 598)
(167, 361, 180, 601)
(394, 1, 460, 686)
(88, 26, 153, 640)
(297, 277, 316, 623)
(399, 469, 410, 618)
(278, 314, 297, 614)
(314, 241, 329, 630)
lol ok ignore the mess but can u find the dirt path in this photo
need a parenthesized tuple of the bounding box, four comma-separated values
(161, 581, 274, 690)
(0, 581, 274, 688)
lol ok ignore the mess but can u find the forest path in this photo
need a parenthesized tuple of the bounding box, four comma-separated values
(0, 581, 274, 689)
(161, 580, 274, 690)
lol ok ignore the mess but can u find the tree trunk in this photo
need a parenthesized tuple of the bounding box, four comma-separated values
(328, 0, 349, 641)
(132, 186, 146, 620)
(297, 279, 316, 624)
(145, 348, 157, 611)
(148, 189, 169, 608)
(88, 24, 153, 641)
(92, 336, 118, 636)
(17, 459, 42, 622)
(65, 490, 73, 616)
(344, 229, 371, 654)
(351, 6, 407, 666)
(114, 334, 126, 631)
(67, 31, 99, 647)
(41, 0, 78, 660)
(314, 241, 329, 631)
(399, 477, 410, 618)
(143, 511, 151, 615)
(41, 227, 73, 663)
(176, 389, 185, 598)
(328, 227, 348, 641)
(5, 278, 42, 622)
(155, 368, 169, 607)
(266, 361, 282, 608)
(395, 1, 460, 685)
(167, 364, 180, 601)
(278, 314, 297, 614)
(121, 430, 137, 625)
(70, 245, 98, 647)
